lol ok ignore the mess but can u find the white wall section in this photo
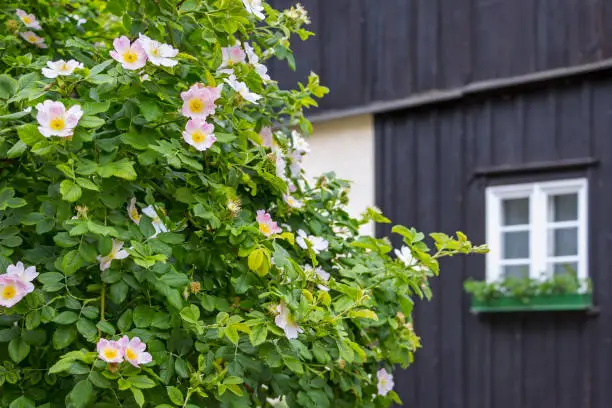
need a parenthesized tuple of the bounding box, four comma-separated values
(301, 114, 375, 236)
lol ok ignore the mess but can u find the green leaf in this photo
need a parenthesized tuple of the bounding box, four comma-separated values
(118, 378, 131, 391)
(248, 249, 263, 272)
(249, 325, 267, 347)
(53, 232, 79, 248)
(312, 343, 331, 364)
(225, 326, 239, 345)
(98, 159, 137, 180)
(61, 250, 83, 275)
(167, 386, 184, 405)
(38, 272, 64, 285)
(106, 0, 126, 15)
(159, 273, 190, 288)
(77, 318, 98, 341)
(223, 376, 244, 385)
(8, 396, 35, 408)
(87, 220, 118, 236)
(179, 0, 200, 12)
(17, 316, 33, 335)
(76, 177, 100, 191)
(60, 180, 83, 202)
(18, 123, 44, 146)
(53, 326, 77, 349)
(79, 115, 106, 129)
(0, 74, 18, 99)
(132, 388, 145, 407)
(89, 371, 112, 388)
(96, 320, 116, 335)
(48, 357, 74, 374)
(56, 163, 76, 178)
(67, 380, 94, 408)
(88, 60, 114, 77)
(180, 304, 200, 323)
(157, 233, 185, 244)
(0, 327, 19, 342)
(133, 305, 155, 328)
(174, 358, 189, 378)
(69, 222, 90, 236)
(109, 281, 129, 303)
(8, 337, 30, 363)
(128, 375, 156, 389)
(282, 355, 304, 374)
(82, 100, 110, 115)
(0, 110, 31, 121)
(215, 132, 237, 143)
(81, 306, 99, 319)
(54, 311, 79, 325)
(140, 99, 162, 122)
(118, 309, 133, 332)
(348, 309, 379, 321)
(7, 141, 27, 158)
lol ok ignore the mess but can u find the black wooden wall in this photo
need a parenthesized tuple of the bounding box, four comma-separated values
(269, 0, 612, 115)
(375, 75, 612, 408)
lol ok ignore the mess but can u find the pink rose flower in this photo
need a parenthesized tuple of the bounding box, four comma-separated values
(110, 36, 147, 70)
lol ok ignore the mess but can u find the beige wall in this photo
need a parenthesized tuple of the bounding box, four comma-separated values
(302, 114, 375, 235)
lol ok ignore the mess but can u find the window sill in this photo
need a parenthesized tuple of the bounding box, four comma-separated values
(470, 293, 593, 314)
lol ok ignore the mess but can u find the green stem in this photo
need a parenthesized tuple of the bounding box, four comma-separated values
(100, 283, 106, 321)
(182, 388, 194, 408)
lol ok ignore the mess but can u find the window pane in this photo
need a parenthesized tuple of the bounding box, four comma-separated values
(503, 265, 530, 279)
(502, 231, 529, 259)
(550, 262, 578, 276)
(502, 198, 529, 226)
(550, 193, 578, 222)
(548, 227, 578, 256)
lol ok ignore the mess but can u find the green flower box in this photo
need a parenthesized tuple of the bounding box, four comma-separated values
(470, 293, 593, 313)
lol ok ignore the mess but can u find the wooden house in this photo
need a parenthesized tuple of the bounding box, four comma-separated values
(270, 1, 612, 407)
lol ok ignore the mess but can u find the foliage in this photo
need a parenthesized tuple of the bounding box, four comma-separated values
(464, 269, 591, 303)
(0, 1, 485, 407)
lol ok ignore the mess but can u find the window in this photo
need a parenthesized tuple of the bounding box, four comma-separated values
(485, 178, 588, 282)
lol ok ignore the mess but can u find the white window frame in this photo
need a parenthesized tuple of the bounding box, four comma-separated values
(485, 178, 588, 282)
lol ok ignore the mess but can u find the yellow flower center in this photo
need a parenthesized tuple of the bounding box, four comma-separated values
(22, 16, 32, 24)
(126, 348, 137, 360)
(122, 50, 138, 63)
(191, 130, 206, 144)
(25, 33, 37, 42)
(60, 63, 69, 72)
(188, 98, 204, 113)
(151, 47, 161, 57)
(130, 209, 141, 222)
(103, 348, 118, 360)
(50, 117, 66, 131)
(2, 285, 16, 300)
(259, 223, 271, 235)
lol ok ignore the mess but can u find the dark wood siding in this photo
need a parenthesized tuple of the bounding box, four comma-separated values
(375, 75, 612, 408)
(269, 0, 612, 114)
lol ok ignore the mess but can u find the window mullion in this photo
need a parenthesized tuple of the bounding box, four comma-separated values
(578, 183, 588, 280)
(531, 185, 547, 279)
(486, 190, 501, 282)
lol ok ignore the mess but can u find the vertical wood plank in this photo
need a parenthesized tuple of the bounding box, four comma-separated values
(439, 0, 472, 88)
(557, 85, 590, 159)
(438, 108, 465, 408)
(410, 112, 441, 408)
(415, 0, 440, 91)
(464, 102, 487, 408)
(590, 79, 612, 408)
(363, 0, 414, 102)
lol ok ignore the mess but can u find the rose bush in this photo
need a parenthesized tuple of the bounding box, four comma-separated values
(0, 1, 486, 407)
